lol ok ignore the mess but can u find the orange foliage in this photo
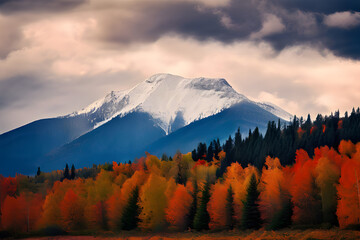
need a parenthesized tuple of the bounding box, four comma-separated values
(107, 170, 147, 230)
(259, 157, 289, 224)
(165, 184, 193, 230)
(339, 140, 356, 158)
(113, 161, 133, 177)
(208, 182, 228, 229)
(107, 186, 123, 230)
(322, 124, 326, 133)
(224, 163, 259, 223)
(314, 147, 342, 224)
(88, 201, 107, 230)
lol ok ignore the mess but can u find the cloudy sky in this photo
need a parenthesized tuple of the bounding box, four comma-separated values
(0, 0, 359, 133)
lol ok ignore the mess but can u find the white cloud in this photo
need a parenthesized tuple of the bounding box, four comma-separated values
(250, 14, 285, 39)
(324, 11, 360, 29)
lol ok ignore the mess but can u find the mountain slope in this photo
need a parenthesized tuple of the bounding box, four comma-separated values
(44, 101, 284, 171)
(40, 112, 166, 172)
(0, 116, 93, 176)
(145, 101, 283, 157)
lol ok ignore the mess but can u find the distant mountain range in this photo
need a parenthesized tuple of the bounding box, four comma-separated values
(0, 73, 292, 176)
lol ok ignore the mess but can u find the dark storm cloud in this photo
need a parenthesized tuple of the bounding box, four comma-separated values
(93, 0, 360, 59)
(272, 0, 360, 14)
(98, 1, 262, 44)
(0, 0, 87, 14)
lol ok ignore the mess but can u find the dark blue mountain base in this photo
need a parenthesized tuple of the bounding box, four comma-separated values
(0, 116, 93, 176)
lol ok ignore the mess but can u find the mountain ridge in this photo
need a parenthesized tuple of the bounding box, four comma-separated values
(69, 73, 291, 134)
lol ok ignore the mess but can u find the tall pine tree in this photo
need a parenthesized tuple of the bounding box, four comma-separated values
(70, 164, 76, 180)
(225, 184, 235, 230)
(241, 174, 261, 230)
(120, 186, 140, 230)
(62, 163, 70, 181)
(188, 180, 198, 229)
(193, 181, 210, 230)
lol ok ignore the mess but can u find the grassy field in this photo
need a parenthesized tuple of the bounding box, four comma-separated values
(22, 228, 360, 240)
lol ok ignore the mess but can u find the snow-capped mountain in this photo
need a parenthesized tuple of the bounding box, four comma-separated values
(0, 73, 292, 176)
(71, 73, 290, 134)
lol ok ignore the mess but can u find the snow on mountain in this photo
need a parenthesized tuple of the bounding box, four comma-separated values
(255, 102, 293, 122)
(71, 73, 291, 134)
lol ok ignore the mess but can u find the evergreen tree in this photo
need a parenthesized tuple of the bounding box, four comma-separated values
(36, 167, 41, 176)
(193, 181, 210, 230)
(188, 180, 198, 229)
(241, 174, 261, 230)
(161, 153, 169, 161)
(120, 186, 140, 230)
(62, 163, 70, 181)
(225, 185, 235, 230)
(70, 164, 76, 180)
(207, 142, 214, 162)
(267, 199, 293, 230)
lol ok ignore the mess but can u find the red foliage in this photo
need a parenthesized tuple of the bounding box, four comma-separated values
(337, 157, 360, 228)
(297, 128, 305, 138)
(0, 177, 17, 204)
(193, 159, 207, 169)
(60, 189, 85, 230)
(165, 184, 193, 230)
(290, 150, 321, 224)
(1, 192, 43, 232)
(338, 119, 343, 129)
(310, 126, 317, 134)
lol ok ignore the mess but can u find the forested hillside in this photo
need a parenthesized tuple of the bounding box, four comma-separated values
(1, 109, 360, 237)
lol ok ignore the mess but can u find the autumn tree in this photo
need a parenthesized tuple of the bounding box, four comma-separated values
(290, 150, 322, 225)
(60, 189, 85, 230)
(1, 192, 43, 233)
(315, 147, 342, 225)
(337, 152, 360, 228)
(139, 173, 169, 231)
(107, 186, 123, 230)
(207, 182, 228, 230)
(165, 184, 193, 230)
(259, 157, 292, 229)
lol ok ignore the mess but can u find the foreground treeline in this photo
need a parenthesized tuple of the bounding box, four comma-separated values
(1, 139, 360, 235)
(192, 108, 360, 174)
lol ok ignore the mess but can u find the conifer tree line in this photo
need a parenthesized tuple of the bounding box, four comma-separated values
(192, 108, 360, 175)
(0, 109, 360, 235)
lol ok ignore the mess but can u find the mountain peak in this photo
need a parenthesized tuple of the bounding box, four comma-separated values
(72, 74, 290, 134)
(145, 73, 182, 84)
